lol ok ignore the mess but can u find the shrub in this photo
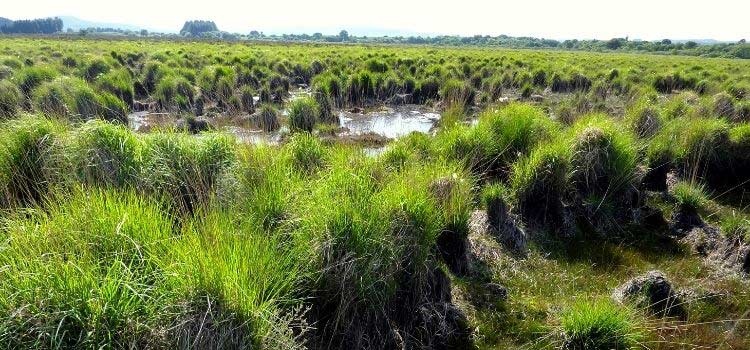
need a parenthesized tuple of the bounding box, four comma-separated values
(288, 97, 319, 132)
(0, 81, 21, 118)
(561, 299, 643, 350)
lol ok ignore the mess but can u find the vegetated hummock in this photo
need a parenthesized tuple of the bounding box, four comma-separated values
(0, 37, 749, 350)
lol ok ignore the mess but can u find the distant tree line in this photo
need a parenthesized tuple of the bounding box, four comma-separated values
(249, 32, 750, 59)
(0, 17, 62, 34)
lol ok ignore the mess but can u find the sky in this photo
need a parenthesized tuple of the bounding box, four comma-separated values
(2, 0, 749, 41)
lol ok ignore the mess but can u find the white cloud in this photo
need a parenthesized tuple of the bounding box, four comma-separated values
(2, 0, 748, 40)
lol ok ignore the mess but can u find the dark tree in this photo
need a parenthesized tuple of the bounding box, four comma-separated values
(180, 20, 219, 36)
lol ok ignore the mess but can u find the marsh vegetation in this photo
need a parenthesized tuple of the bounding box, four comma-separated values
(0, 37, 749, 349)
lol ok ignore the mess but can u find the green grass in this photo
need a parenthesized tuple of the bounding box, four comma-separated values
(0, 37, 749, 350)
(560, 299, 644, 350)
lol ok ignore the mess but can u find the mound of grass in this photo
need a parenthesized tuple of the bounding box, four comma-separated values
(568, 115, 638, 205)
(0, 80, 21, 118)
(439, 103, 558, 180)
(15, 65, 56, 96)
(671, 180, 709, 212)
(69, 120, 142, 187)
(286, 133, 326, 174)
(561, 299, 643, 350)
(510, 140, 570, 225)
(96, 69, 134, 106)
(155, 76, 194, 111)
(0, 116, 66, 207)
(288, 96, 319, 132)
(441, 79, 475, 109)
(141, 131, 235, 213)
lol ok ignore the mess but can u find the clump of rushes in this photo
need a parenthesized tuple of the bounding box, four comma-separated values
(167, 209, 310, 349)
(439, 103, 557, 180)
(141, 131, 235, 214)
(561, 299, 644, 350)
(255, 104, 280, 131)
(239, 85, 255, 114)
(0, 116, 66, 207)
(67, 79, 102, 120)
(569, 115, 638, 205)
(440, 79, 475, 110)
(155, 76, 194, 111)
(15, 65, 56, 97)
(96, 92, 129, 123)
(671, 180, 708, 213)
(32, 81, 70, 118)
(712, 92, 736, 119)
(69, 120, 142, 187)
(96, 68, 134, 107)
(286, 132, 326, 174)
(647, 117, 729, 187)
(288, 96, 319, 132)
(510, 140, 570, 225)
(0, 189, 176, 349)
(0, 81, 21, 118)
(720, 211, 750, 242)
(626, 101, 663, 138)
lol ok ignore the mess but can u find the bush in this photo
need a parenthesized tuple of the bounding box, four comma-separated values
(288, 97, 319, 132)
(0, 80, 21, 118)
(561, 299, 643, 350)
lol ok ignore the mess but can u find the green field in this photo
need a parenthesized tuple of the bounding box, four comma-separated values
(0, 37, 749, 349)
